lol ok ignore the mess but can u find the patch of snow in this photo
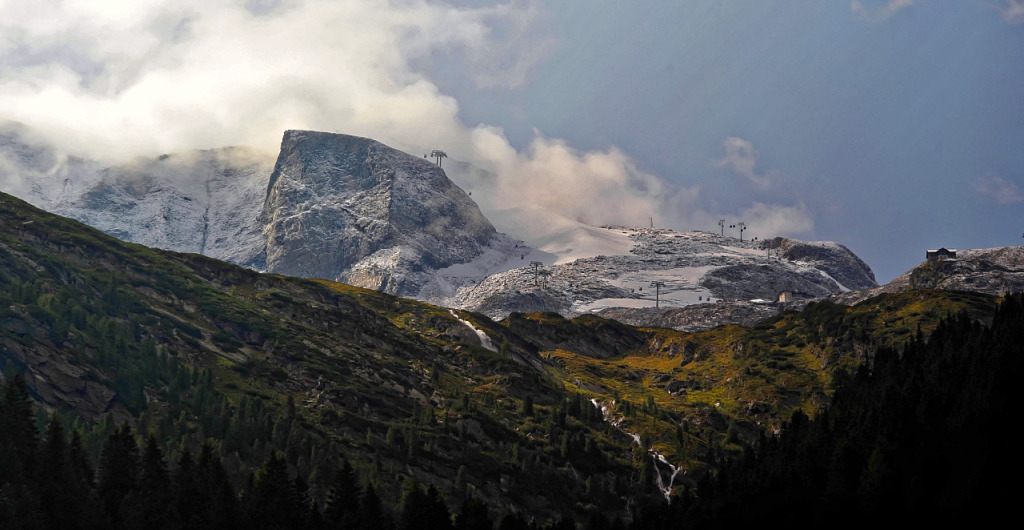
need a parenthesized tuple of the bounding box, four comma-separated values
(816, 268, 850, 292)
(449, 310, 497, 352)
(576, 297, 657, 312)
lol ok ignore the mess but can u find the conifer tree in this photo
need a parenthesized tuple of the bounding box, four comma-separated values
(97, 423, 140, 528)
(0, 374, 39, 487)
(325, 458, 361, 529)
(197, 440, 240, 530)
(127, 434, 171, 530)
(38, 413, 75, 530)
(358, 483, 388, 530)
(246, 451, 303, 530)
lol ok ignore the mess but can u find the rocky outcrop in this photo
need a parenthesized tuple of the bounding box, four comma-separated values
(833, 246, 1024, 305)
(898, 247, 1024, 294)
(261, 130, 497, 294)
(763, 237, 877, 291)
(597, 301, 787, 333)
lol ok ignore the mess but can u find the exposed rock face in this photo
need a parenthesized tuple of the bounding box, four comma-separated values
(74, 148, 271, 269)
(832, 246, 1024, 306)
(906, 247, 1024, 293)
(765, 237, 876, 291)
(261, 130, 497, 293)
(596, 301, 790, 333)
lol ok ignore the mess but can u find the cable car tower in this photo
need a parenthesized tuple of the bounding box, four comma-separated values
(650, 281, 665, 308)
(529, 261, 543, 286)
(430, 150, 448, 168)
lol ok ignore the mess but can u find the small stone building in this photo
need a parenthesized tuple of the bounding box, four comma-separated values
(926, 248, 957, 262)
(777, 290, 814, 303)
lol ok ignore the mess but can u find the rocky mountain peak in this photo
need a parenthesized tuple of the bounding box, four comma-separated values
(261, 130, 497, 293)
(764, 236, 877, 290)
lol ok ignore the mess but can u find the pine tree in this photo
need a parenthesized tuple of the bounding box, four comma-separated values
(246, 451, 302, 530)
(197, 440, 240, 530)
(37, 413, 75, 530)
(358, 483, 388, 530)
(97, 423, 140, 528)
(0, 374, 39, 487)
(133, 435, 171, 530)
(455, 496, 491, 530)
(324, 458, 361, 529)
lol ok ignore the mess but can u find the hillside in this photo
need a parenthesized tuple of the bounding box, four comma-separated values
(674, 293, 1024, 526)
(0, 190, 1003, 526)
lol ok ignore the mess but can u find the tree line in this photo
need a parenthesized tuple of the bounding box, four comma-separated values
(667, 292, 1023, 526)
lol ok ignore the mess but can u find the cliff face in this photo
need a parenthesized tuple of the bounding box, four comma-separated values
(260, 130, 497, 293)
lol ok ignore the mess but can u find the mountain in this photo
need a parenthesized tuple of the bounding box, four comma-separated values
(0, 120, 273, 268)
(833, 245, 1024, 305)
(0, 123, 527, 302)
(0, 189, 1009, 526)
(261, 130, 507, 295)
(446, 227, 877, 324)
(0, 189, 634, 522)
(2, 122, 879, 330)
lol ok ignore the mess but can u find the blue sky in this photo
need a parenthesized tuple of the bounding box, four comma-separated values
(1, 0, 1021, 282)
(432, 1, 1024, 282)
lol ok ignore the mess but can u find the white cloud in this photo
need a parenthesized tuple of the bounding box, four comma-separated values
(0, 0, 816, 243)
(736, 202, 815, 239)
(0, 0, 548, 160)
(850, 0, 914, 23)
(999, 0, 1024, 24)
(973, 175, 1024, 205)
(0, 0, 699, 234)
(467, 126, 700, 228)
(713, 136, 771, 189)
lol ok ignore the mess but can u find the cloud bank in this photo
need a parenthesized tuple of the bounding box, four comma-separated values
(0, 0, 814, 245)
(1000, 0, 1024, 24)
(973, 175, 1024, 205)
(851, 0, 914, 23)
(714, 136, 771, 190)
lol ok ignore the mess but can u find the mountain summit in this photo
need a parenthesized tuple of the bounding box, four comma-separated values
(261, 130, 497, 293)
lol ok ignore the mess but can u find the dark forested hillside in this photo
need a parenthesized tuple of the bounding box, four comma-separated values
(670, 293, 1024, 527)
(1, 190, 1017, 528)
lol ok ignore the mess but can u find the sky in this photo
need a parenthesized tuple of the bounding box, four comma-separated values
(0, 0, 1022, 283)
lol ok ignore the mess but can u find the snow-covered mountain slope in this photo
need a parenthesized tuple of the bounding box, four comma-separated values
(0, 123, 530, 299)
(0, 121, 274, 269)
(444, 227, 878, 321)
